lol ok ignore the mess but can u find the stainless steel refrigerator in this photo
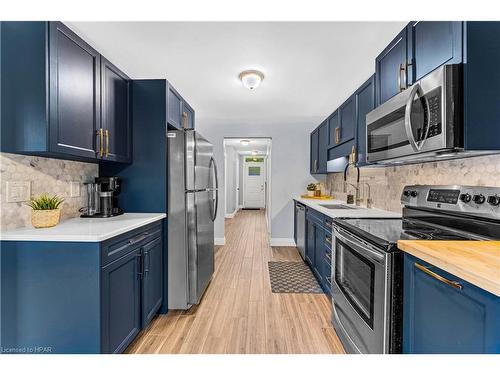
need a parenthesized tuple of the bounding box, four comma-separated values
(168, 129, 219, 310)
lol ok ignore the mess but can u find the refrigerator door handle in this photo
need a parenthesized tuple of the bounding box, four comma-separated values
(209, 157, 219, 222)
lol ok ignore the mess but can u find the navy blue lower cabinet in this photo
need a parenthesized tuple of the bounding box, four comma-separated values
(305, 208, 332, 295)
(0, 221, 164, 354)
(403, 254, 500, 354)
(141, 237, 163, 328)
(313, 225, 324, 283)
(101, 248, 142, 354)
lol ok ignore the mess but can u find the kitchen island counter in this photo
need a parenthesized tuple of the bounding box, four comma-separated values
(398, 240, 500, 296)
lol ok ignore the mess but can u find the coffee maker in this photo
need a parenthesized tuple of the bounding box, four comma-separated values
(81, 177, 124, 218)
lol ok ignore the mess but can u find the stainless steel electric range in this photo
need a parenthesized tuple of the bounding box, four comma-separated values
(330, 185, 500, 354)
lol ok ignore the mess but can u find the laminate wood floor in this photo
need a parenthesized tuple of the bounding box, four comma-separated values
(125, 209, 345, 354)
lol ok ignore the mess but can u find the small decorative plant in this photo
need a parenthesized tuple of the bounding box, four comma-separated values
(26, 194, 65, 210)
(26, 194, 65, 228)
(306, 183, 317, 191)
(306, 183, 317, 197)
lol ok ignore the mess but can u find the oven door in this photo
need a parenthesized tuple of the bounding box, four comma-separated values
(331, 226, 390, 354)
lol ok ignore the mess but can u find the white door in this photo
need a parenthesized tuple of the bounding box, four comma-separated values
(243, 160, 266, 208)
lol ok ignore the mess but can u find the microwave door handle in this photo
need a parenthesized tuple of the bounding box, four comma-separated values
(404, 83, 422, 152)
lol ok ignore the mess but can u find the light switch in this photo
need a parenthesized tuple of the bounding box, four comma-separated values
(6, 181, 31, 203)
(70, 181, 81, 197)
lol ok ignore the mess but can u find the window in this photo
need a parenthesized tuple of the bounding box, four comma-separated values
(248, 167, 261, 176)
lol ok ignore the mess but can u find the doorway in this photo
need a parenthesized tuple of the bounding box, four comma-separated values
(223, 137, 272, 234)
(243, 157, 266, 208)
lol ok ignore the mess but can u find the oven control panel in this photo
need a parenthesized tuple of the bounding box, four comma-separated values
(401, 185, 500, 219)
(427, 189, 461, 204)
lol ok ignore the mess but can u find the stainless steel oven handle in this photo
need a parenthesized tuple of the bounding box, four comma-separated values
(333, 226, 385, 263)
(404, 82, 422, 152)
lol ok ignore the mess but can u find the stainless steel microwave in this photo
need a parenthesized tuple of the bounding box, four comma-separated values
(366, 64, 462, 164)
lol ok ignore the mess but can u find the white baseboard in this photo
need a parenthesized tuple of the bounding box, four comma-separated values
(270, 238, 296, 247)
(238, 204, 243, 209)
(225, 208, 239, 219)
(214, 237, 226, 246)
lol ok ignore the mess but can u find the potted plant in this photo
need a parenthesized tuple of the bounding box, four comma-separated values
(26, 193, 65, 228)
(306, 183, 317, 197)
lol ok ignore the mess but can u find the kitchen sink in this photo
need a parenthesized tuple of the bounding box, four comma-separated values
(319, 204, 358, 210)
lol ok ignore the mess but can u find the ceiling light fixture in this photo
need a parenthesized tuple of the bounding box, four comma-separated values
(240, 140, 250, 146)
(239, 70, 264, 90)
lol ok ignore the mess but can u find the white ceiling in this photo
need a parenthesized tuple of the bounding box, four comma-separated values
(224, 138, 270, 155)
(68, 22, 407, 127)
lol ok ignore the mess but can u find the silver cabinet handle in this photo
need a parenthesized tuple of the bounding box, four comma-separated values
(415, 262, 462, 290)
(399, 63, 407, 92)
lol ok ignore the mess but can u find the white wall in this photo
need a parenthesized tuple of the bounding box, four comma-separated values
(197, 119, 319, 244)
(224, 145, 238, 216)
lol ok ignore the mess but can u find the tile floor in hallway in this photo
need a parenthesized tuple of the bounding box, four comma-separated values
(125, 209, 345, 354)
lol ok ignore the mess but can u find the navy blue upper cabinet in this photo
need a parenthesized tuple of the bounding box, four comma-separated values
(167, 84, 182, 128)
(100, 57, 132, 163)
(318, 122, 328, 173)
(338, 95, 356, 145)
(48, 22, 101, 159)
(327, 111, 339, 147)
(406, 21, 462, 84)
(0, 21, 131, 163)
(403, 254, 500, 354)
(375, 28, 407, 106)
(310, 129, 319, 173)
(355, 75, 375, 166)
(167, 82, 195, 130)
(182, 101, 195, 129)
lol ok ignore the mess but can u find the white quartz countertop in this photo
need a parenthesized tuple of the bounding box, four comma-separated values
(0, 213, 166, 242)
(294, 197, 401, 219)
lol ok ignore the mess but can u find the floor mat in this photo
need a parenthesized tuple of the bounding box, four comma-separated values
(268, 261, 323, 294)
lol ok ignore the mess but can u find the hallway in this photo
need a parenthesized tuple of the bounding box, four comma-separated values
(126, 209, 345, 354)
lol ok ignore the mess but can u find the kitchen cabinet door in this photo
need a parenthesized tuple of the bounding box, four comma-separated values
(305, 218, 315, 266)
(318, 121, 328, 173)
(355, 75, 375, 166)
(403, 254, 500, 354)
(339, 95, 356, 145)
(167, 83, 182, 129)
(327, 111, 339, 147)
(101, 248, 141, 354)
(182, 101, 195, 129)
(48, 21, 100, 159)
(310, 129, 319, 174)
(313, 225, 324, 283)
(375, 28, 407, 106)
(100, 56, 131, 163)
(407, 21, 462, 84)
(141, 237, 163, 328)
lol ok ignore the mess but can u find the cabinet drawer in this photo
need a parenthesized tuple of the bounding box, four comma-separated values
(101, 223, 162, 267)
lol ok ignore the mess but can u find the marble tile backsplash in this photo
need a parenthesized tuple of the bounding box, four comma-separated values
(0, 152, 98, 230)
(326, 154, 500, 213)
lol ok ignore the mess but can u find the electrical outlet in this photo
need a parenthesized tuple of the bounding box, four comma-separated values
(6, 181, 31, 203)
(70, 181, 81, 198)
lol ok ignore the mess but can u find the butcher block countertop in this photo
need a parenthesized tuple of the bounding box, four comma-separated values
(397, 240, 500, 297)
